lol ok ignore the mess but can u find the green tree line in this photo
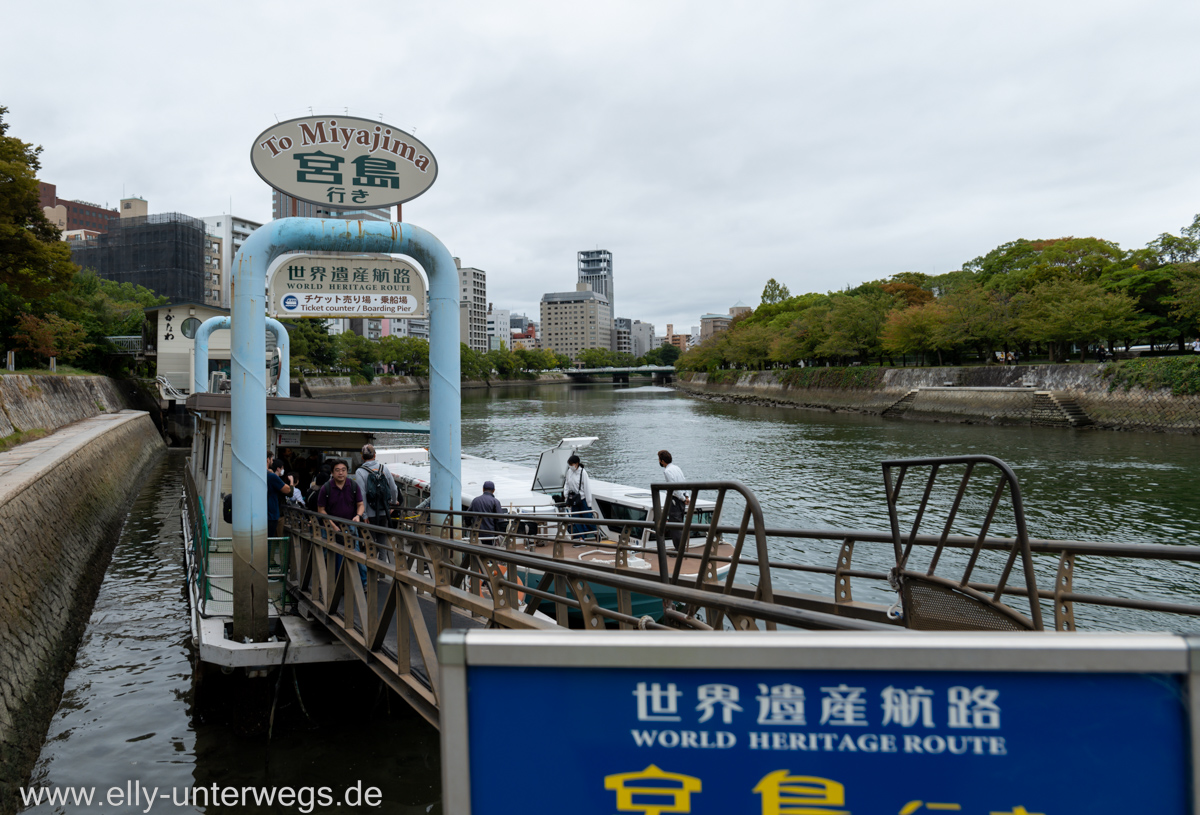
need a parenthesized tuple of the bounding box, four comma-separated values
(1, 106, 167, 374)
(680, 225, 1200, 373)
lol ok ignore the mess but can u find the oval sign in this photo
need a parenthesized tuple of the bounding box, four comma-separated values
(250, 115, 437, 210)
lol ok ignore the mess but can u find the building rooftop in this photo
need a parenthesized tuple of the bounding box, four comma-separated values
(541, 290, 609, 304)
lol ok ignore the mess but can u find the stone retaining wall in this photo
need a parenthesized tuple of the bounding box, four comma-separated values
(676, 365, 1200, 433)
(0, 375, 128, 438)
(0, 412, 165, 811)
(901, 387, 1038, 426)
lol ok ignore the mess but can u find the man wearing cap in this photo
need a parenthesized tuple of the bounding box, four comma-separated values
(468, 481, 506, 545)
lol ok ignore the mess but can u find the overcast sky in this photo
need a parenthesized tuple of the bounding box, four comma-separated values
(5, 1, 1200, 334)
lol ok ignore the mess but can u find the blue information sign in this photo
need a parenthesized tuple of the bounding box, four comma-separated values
(440, 631, 1198, 815)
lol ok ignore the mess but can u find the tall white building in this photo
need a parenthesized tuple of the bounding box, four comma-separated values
(630, 320, 656, 358)
(578, 249, 614, 350)
(577, 249, 613, 314)
(487, 305, 512, 351)
(201, 215, 263, 308)
(457, 259, 488, 354)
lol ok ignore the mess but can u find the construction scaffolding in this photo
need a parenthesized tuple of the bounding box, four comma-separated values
(69, 213, 206, 303)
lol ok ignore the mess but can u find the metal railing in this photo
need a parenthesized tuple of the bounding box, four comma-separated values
(104, 335, 142, 354)
(274, 468, 1200, 724)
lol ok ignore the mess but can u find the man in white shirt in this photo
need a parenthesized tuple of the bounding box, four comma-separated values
(657, 450, 688, 550)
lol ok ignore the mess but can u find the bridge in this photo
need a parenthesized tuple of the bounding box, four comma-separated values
(273, 457, 1200, 729)
(563, 364, 675, 383)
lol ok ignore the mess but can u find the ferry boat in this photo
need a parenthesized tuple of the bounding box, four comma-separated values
(181, 392, 430, 674)
(378, 437, 735, 619)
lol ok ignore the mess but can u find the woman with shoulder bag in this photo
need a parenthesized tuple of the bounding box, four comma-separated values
(564, 454, 596, 542)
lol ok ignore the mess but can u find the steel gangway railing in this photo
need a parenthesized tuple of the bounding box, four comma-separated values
(278, 459, 1200, 727)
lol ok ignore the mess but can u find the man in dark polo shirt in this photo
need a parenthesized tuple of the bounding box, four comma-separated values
(317, 459, 366, 587)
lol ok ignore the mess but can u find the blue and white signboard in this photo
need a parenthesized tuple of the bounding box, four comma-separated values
(439, 631, 1199, 815)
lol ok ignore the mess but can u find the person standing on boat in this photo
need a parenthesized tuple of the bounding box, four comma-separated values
(267, 454, 293, 538)
(564, 454, 596, 541)
(657, 449, 688, 550)
(468, 481, 506, 545)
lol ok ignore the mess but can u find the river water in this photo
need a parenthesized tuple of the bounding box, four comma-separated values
(22, 384, 1200, 812)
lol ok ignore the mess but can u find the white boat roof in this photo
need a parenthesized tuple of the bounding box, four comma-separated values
(376, 442, 712, 512)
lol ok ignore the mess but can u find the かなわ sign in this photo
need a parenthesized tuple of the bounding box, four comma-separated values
(251, 115, 437, 209)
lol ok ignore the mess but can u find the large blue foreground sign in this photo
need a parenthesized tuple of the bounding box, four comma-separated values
(439, 631, 1198, 815)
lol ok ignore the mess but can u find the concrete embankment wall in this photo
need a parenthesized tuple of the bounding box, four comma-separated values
(0, 412, 165, 810)
(0, 375, 129, 438)
(676, 365, 1200, 433)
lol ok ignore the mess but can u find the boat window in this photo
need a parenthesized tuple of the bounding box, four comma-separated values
(595, 499, 648, 523)
(594, 498, 647, 537)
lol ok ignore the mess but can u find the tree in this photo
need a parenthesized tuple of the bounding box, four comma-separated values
(12, 313, 92, 363)
(1017, 279, 1146, 361)
(485, 345, 517, 377)
(724, 323, 774, 369)
(761, 278, 791, 305)
(282, 317, 338, 372)
(817, 289, 893, 362)
(377, 335, 429, 376)
(645, 344, 681, 366)
(1169, 262, 1200, 334)
(967, 237, 1127, 294)
(0, 107, 76, 309)
(677, 333, 728, 372)
(577, 348, 613, 368)
(881, 301, 951, 365)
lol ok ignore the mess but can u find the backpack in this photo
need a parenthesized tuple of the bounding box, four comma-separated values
(362, 464, 391, 515)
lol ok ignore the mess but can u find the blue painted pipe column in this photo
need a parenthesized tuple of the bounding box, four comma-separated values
(193, 316, 229, 396)
(230, 219, 460, 641)
(193, 316, 290, 398)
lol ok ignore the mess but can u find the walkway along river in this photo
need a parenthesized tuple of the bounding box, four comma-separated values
(20, 383, 1200, 813)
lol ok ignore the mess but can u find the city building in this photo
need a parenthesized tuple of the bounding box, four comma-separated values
(349, 318, 383, 340)
(388, 317, 429, 341)
(614, 317, 632, 356)
(577, 249, 614, 349)
(203, 235, 223, 307)
(700, 313, 732, 341)
(487, 305, 511, 351)
(69, 199, 207, 303)
(200, 214, 263, 308)
(38, 182, 117, 233)
(577, 249, 613, 313)
(540, 283, 612, 360)
(663, 324, 690, 353)
(630, 320, 655, 358)
(458, 259, 488, 354)
(729, 301, 752, 319)
(510, 324, 537, 350)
